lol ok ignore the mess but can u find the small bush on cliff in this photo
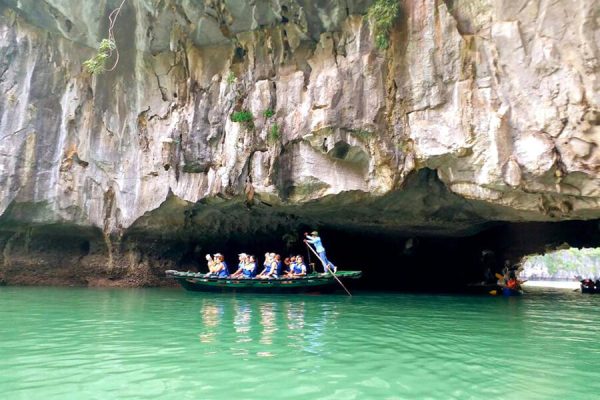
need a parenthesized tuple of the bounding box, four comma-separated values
(268, 123, 281, 143)
(231, 110, 254, 129)
(226, 71, 237, 85)
(263, 108, 275, 118)
(367, 0, 400, 50)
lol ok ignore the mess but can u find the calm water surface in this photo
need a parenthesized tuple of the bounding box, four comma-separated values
(1, 287, 599, 399)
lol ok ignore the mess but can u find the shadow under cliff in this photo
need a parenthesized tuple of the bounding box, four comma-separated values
(1, 169, 599, 290)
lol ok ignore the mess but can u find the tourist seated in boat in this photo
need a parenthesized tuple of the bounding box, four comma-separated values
(275, 254, 283, 276)
(304, 231, 336, 274)
(234, 255, 257, 279)
(258, 253, 280, 279)
(211, 253, 229, 278)
(285, 255, 307, 277)
(261, 253, 270, 273)
(257, 253, 274, 279)
(581, 278, 595, 290)
(503, 270, 526, 291)
(230, 253, 249, 278)
(205, 254, 217, 275)
(282, 257, 292, 275)
(289, 256, 297, 272)
(243, 255, 257, 278)
(205, 253, 219, 276)
(506, 277, 519, 290)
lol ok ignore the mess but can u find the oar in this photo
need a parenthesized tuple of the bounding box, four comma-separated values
(306, 244, 315, 273)
(305, 242, 352, 296)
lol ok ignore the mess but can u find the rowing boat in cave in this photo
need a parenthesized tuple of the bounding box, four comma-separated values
(165, 270, 362, 293)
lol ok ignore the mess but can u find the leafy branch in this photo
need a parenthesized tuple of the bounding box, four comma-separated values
(84, 0, 127, 74)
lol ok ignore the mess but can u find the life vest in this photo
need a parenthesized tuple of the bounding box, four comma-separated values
(507, 279, 517, 289)
(292, 263, 306, 274)
(284, 262, 294, 274)
(216, 261, 229, 277)
(270, 261, 279, 277)
(242, 262, 256, 277)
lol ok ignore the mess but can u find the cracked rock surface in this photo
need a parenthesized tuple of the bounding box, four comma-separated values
(0, 0, 599, 239)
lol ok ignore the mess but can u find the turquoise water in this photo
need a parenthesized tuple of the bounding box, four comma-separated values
(1, 287, 599, 399)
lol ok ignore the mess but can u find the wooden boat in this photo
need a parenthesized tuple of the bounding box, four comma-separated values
(165, 270, 362, 294)
(501, 287, 523, 296)
(581, 281, 599, 294)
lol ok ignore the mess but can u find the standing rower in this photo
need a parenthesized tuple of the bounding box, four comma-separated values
(304, 231, 336, 273)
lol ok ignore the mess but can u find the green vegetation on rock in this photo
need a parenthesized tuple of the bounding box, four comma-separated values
(231, 110, 254, 129)
(268, 123, 281, 143)
(226, 71, 237, 85)
(263, 108, 275, 119)
(83, 39, 116, 74)
(521, 247, 600, 278)
(367, 0, 400, 50)
(83, 0, 128, 74)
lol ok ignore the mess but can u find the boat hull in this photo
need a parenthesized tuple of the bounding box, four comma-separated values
(581, 286, 599, 294)
(502, 287, 522, 297)
(166, 271, 362, 294)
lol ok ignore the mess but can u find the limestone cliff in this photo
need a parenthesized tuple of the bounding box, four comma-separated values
(0, 0, 599, 285)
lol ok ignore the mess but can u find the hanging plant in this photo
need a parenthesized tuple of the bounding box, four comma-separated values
(83, 0, 127, 74)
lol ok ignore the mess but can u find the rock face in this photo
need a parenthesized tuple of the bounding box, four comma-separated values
(0, 0, 599, 285)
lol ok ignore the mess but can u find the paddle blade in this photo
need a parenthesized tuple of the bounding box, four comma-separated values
(495, 273, 504, 280)
(489, 290, 498, 296)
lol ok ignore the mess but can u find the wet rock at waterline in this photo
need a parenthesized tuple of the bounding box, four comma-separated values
(0, 1, 599, 286)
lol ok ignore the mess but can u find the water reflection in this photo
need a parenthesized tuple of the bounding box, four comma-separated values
(258, 302, 277, 347)
(197, 297, 336, 357)
(233, 301, 252, 339)
(198, 300, 224, 343)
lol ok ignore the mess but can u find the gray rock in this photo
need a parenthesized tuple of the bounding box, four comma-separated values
(0, 0, 599, 239)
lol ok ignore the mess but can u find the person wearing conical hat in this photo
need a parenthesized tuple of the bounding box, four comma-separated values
(304, 231, 336, 274)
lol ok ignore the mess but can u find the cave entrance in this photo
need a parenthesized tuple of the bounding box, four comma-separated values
(312, 220, 600, 292)
(162, 219, 600, 293)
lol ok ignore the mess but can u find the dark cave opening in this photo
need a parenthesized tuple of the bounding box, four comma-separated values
(2, 198, 600, 291)
(170, 219, 600, 292)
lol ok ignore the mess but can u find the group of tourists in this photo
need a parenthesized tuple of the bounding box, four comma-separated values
(498, 263, 525, 291)
(580, 278, 600, 293)
(202, 231, 336, 279)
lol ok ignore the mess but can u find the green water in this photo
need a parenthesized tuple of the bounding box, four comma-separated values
(1, 287, 599, 399)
